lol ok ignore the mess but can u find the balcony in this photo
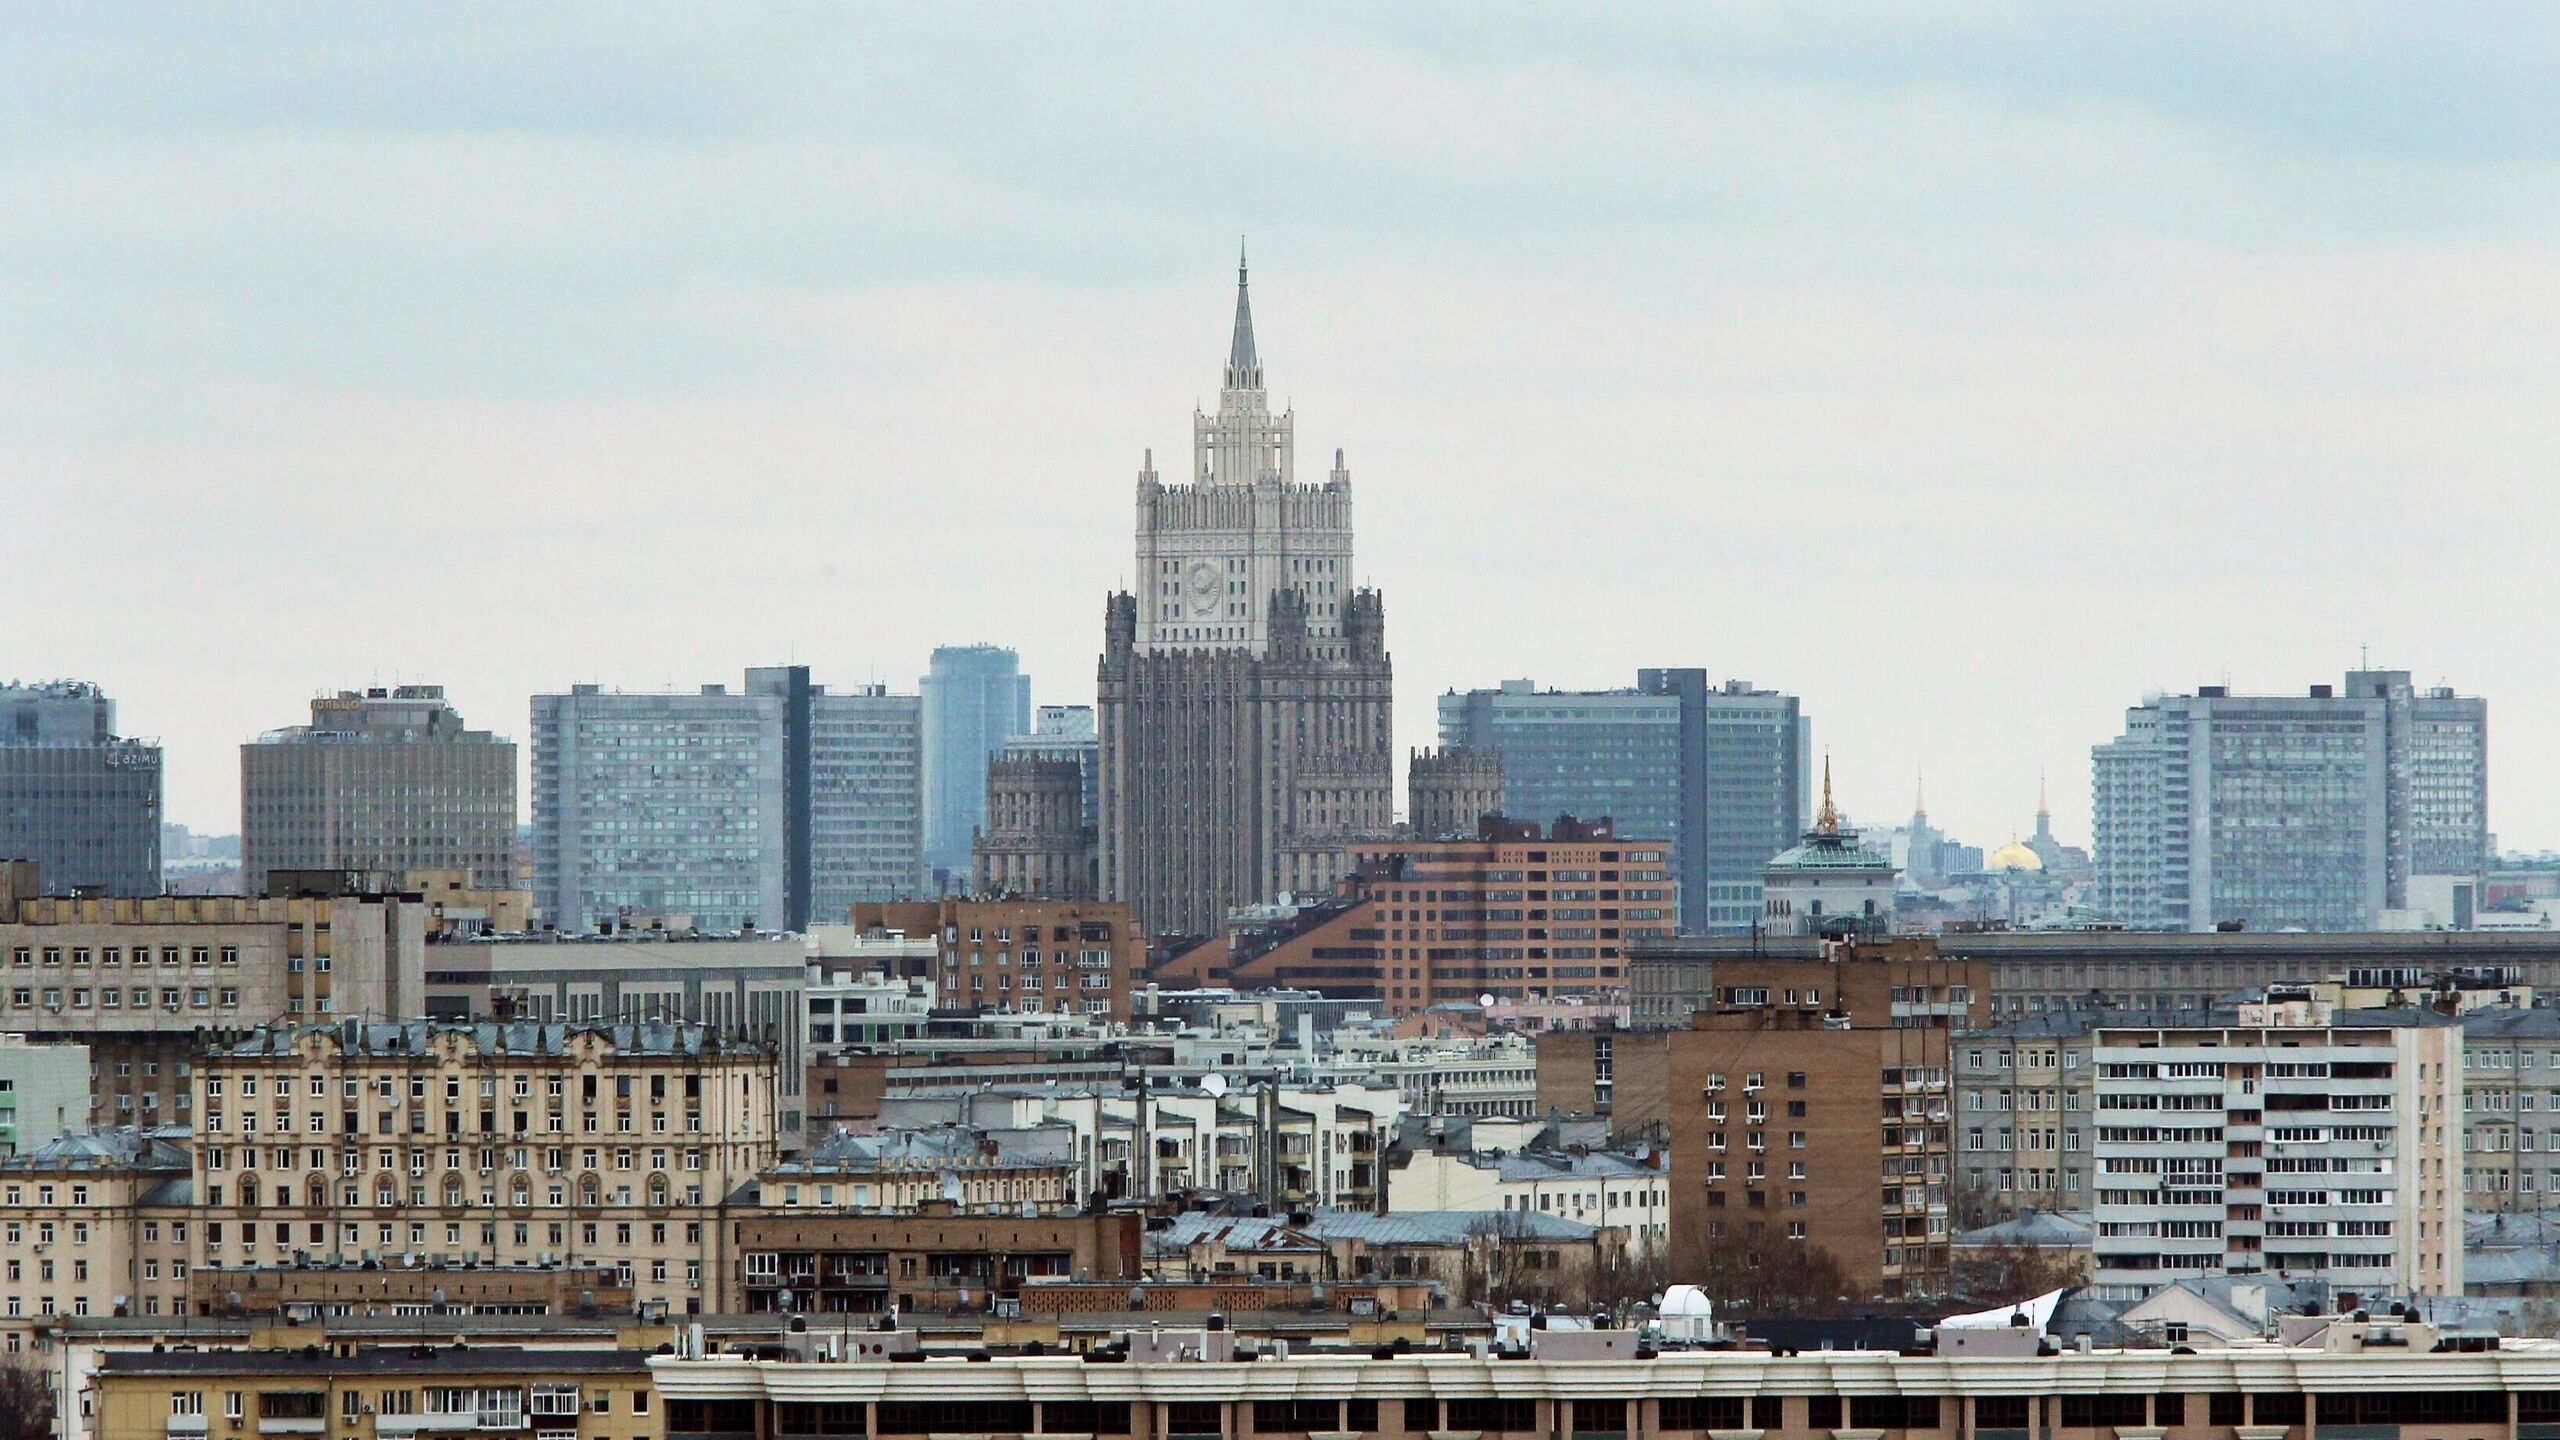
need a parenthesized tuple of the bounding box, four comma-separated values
(168, 1419, 210, 1439)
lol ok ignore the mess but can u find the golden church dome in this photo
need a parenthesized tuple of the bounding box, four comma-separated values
(1988, 841, 2044, 872)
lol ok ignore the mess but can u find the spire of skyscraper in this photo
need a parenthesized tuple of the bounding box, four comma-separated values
(1225, 240, 1260, 391)
(1816, 755, 1839, 836)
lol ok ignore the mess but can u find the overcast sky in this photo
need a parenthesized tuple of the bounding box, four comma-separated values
(9, 5, 2559, 852)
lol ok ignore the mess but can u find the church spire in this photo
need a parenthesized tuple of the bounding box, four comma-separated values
(1224, 239, 1261, 392)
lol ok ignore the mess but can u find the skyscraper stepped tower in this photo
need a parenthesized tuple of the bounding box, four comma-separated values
(1097, 252, 1395, 938)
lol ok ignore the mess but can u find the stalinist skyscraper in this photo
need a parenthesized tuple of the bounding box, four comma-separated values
(1097, 252, 1395, 938)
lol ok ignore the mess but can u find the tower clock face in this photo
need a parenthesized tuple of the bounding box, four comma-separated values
(1187, 560, 1221, 615)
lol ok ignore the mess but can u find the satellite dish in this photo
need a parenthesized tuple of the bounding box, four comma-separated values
(1201, 1074, 1230, 1098)
(1478, 994, 1495, 1008)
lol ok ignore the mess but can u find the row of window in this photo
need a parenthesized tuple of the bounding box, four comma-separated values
(9, 944, 238, 967)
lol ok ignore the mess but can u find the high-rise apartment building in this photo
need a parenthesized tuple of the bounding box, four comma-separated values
(2088, 995, 2463, 1301)
(919, 646, 1030, 883)
(0, 680, 161, 895)
(2092, 669, 2486, 933)
(1666, 942, 1986, 1299)
(1097, 255, 1394, 937)
(1440, 670, 1807, 933)
(531, 667, 920, 935)
(240, 685, 517, 893)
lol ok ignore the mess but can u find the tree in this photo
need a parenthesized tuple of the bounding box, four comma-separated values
(1674, 1228, 1850, 1317)
(1951, 1240, 2081, 1307)
(1459, 1210, 1572, 1311)
(0, 1358, 53, 1440)
(1581, 1242, 1672, 1319)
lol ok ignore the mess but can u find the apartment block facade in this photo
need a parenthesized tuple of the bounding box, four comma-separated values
(1194, 821, 1673, 1015)
(849, 898, 1143, 1024)
(189, 1020, 779, 1315)
(1665, 944, 1987, 1298)
(0, 867, 430, 1122)
(2088, 1001, 2463, 1301)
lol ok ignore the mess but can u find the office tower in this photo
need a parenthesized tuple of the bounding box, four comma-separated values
(919, 646, 1030, 882)
(531, 667, 921, 935)
(0, 680, 161, 895)
(1406, 747, 1503, 839)
(1096, 253, 1394, 937)
(2087, 994, 2462, 1300)
(1439, 669, 1807, 934)
(2092, 668, 2486, 933)
(240, 685, 516, 893)
(802, 673, 924, 922)
(2349, 668, 2490, 899)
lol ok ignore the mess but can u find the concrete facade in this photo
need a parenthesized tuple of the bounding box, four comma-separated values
(0, 868, 430, 1123)
(2089, 1001, 2463, 1301)
(0, 1033, 88, 1156)
(418, 932, 810, 1141)
(241, 685, 516, 894)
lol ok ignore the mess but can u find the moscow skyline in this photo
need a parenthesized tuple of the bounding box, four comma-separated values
(10, 7, 2555, 850)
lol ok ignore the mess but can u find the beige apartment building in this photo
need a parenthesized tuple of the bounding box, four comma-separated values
(0, 1129, 192, 1340)
(187, 1019, 778, 1315)
(0, 865, 430, 1122)
(94, 1344, 655, 1440)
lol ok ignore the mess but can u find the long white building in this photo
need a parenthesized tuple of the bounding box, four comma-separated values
(2090, 993, 2462, 1301)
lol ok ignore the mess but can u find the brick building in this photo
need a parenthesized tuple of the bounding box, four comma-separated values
(1665, 941, 1988, 1299)
(1169, 819, 1674, 1015)
(849, 898, 1143, 1024)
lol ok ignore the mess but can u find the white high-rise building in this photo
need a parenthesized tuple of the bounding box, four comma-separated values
(2092, 668, 2487, 933)
(2089, 993, 2462, 1302)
